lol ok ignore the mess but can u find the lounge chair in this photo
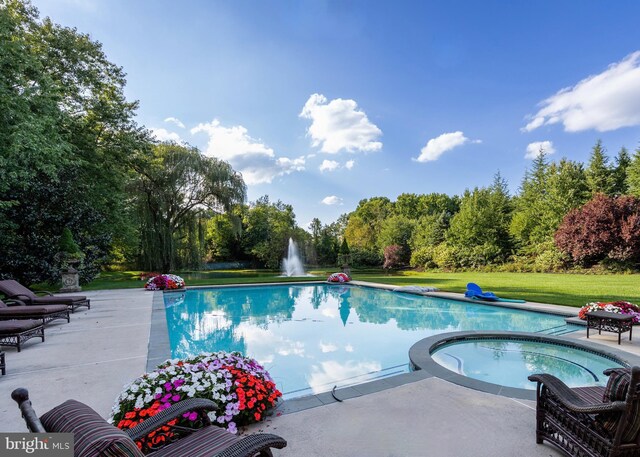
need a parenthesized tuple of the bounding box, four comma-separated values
(0, 279, 90, 313)
(464, 283, 499, 301)
(0, 299, 70, 326)
(12, 388, 287, 457)
(528, 367, 640, 457)
(0, 320, 45, 352)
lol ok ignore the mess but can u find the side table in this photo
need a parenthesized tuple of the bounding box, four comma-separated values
(586, 311, 633, 345)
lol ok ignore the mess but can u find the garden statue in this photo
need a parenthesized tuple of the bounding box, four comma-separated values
(58, 228, 84, 293)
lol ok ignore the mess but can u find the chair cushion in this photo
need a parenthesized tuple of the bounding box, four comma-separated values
(598, 368, 640, 443)
(40, 400, 143, 457)
(603, 368, 631, 402)
(32, 296, 87, 305)
(0, 320, 41, 334)
(0, 305, 67, 317)
(152, 426, 241, 457)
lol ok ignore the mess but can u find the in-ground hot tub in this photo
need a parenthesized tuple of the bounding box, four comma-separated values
(409, 332, 638, 400)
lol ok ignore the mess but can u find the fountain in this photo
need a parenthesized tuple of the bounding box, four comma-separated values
(281, 238, 307, 277)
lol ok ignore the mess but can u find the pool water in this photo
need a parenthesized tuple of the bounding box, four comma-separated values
(163, 284, 572, 398)
(431, 338, 625, 389)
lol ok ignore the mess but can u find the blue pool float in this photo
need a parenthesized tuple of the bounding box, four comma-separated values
(464, 283, 526, 303)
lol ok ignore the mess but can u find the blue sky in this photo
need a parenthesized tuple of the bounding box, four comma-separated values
(32, 0, 640, 228)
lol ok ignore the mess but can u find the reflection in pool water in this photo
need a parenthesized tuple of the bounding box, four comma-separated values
(431, 339, 625, 389)
(164, 284, 572, 398)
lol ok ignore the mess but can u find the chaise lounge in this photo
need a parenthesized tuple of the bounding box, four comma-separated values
(0, 320, 45, 352)
(528, 366, 640, 457)
(12, 388, 287, 457)
(0, 298, 70, 326)
(0, 279, 90, 313)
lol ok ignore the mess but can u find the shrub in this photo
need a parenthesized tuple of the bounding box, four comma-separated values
(410, 246, 435, 269)
(432, 243, 457, 270)
(349, 248, 383, 267)
(383, 245, 402, 269)
(555, 194, 640, 266)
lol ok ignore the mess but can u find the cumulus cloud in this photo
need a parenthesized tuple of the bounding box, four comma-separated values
(191, 119, 305, 185)
(415, 131, 477, 162)
(319, 160, 340, 172)
(164, 117, 186, 129)
(321, 195, 343, 205)
(300, 93, 382, 154)
(525, 141, 556, 159)
(524, 51, 640, 132)
(345, 160, 355, 170)
(150, 128, 182, 142)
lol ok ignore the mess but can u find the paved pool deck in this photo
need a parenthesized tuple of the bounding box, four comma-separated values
(1, 284, 639, 456)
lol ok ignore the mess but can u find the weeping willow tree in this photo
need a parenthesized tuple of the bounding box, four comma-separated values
(131, 142, 246, 272)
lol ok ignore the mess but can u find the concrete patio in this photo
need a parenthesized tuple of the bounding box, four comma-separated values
(1, 287, 638, 456)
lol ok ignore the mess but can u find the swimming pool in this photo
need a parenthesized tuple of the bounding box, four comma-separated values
(163, 283, 573, 398)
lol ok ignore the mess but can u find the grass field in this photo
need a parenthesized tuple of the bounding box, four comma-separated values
(67, 269, 640, 308)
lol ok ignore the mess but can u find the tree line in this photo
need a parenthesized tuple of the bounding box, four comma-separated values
(2, 1, 640, 286)
(337, 141, 640, 272)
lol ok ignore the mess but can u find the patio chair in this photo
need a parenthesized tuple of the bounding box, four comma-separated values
(12, 388, 287, 457)
(528, 366, 640, 457)
(0, 298, 70, 326)
(0, 279, 90, 313)
(0, 320, 45, 352)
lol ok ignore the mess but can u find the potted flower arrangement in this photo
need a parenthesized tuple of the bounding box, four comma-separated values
(578, 301, 640, 323)
(144, 274, 185, 290)
(110, 352, 281, 450)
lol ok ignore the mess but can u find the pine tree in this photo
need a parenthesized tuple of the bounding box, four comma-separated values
(585, 140, 615, 195)
(626, 148, 640, 198)
(612, 147, 631, 195)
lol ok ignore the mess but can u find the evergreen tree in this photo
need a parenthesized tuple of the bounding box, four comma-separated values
(585, 140, 615, 195)
(627, 148, 640, 198)
(613, 147, 631, 195)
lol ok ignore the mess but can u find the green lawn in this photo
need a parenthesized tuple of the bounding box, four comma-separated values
(59, 269, 640, 308)
(352, 270, 640, 308)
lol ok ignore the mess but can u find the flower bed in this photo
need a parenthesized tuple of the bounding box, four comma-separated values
(110, 352, 281, 450)
(578, 301, 640, 323)
(144, 274, 185, 290)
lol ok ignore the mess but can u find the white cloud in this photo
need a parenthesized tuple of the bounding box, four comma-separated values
(319, 159, 340, 172)
(150, 128, 182, 142)
(345, 160, 355, 170)
(415, 131, 476, 162)
(164, 117, 186, 129)
(524, 51, 640, 132)
(525, 141, 556, 159)
(321, 195, 343, 205)
(319, 342, 338, 353)
(191, 119, 305, 185)
(300, 93, 383, 154)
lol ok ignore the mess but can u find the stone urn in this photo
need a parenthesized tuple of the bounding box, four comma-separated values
(60, 264, 82, 293)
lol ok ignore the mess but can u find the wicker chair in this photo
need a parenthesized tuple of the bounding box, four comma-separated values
(528, 366, 640, 457)
(0, 279, 90, 313)
(12, 388, 287, 457)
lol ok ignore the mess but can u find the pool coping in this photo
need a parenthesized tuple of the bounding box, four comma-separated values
(409, 331, 640, 401)
(147, 280, 595, 413)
